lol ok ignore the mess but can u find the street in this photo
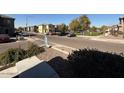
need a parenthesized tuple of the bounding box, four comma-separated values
(0, 40, 29, 54)
(0, 35, 124, 55)
(47, 36, 124, 54)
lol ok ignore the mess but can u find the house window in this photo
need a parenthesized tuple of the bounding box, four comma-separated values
(6, 20, 11, 24)
(5, 29, 9, 34)
(4, 19, 11, 25)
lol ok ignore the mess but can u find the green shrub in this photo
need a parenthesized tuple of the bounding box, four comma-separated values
(14, 48, 26, 62)
(0, 42, 45, 66)
(26, 43, 45, 57)
(75, 32, 82, 35)
(67, 49, 124, 78)
(48, 56, 74, 78)
(0, 48, 26, 66)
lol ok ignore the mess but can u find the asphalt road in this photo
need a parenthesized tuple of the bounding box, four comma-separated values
(0, 40, 29, 54)
(1, 35, 124, 55)
(47, 36, 124, 54)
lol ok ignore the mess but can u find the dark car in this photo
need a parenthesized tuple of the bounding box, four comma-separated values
(58, 32, 68, 36)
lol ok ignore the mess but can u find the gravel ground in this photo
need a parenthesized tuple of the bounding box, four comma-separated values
(37, 47, 68, 61)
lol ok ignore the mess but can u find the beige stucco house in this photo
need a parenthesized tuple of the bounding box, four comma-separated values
(38, 24, 55, 34)
(118, 17, 124, 32)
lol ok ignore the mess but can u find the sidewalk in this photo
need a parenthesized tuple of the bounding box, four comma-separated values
(0, 56, 59, 78)
(77, 35, 124, 44)
(37, 48, 68, 61)
(91, 38, 124, 44)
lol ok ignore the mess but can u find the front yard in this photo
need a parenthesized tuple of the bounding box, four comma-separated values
(0, 42, 45, 71)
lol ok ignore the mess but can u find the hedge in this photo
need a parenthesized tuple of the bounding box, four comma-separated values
(67, 49, 124, 78)
(84, 31, 103, 36)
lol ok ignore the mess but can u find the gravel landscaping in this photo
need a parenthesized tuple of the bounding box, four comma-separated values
(37, 48, 68, 61)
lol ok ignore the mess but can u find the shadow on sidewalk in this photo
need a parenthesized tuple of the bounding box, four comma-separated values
(47, 56, 74, 78)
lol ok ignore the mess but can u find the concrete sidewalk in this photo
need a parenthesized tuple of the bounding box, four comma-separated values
(0, 56, 59, 78)
(77, 35, 124, 44)
(91, 38, 124, 44)
(51, 42, 76, 55)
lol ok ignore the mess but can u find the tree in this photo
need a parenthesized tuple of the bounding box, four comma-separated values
(58, 23, 68, 33)
(90, 26, 97, 32)
(33, 26, 38, 33)
(69, 15, 91, 34)
(18, 27, 24, 32)
(100, 25, 108, 32)
(79, 15, 91, 32)
(69, 19, 80, 31)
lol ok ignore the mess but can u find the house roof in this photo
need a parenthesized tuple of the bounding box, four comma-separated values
(38, 24, 55, 26)
(0, 14, 15, 19)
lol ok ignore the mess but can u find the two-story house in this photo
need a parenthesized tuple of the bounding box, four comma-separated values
(0, 15, 15, 36)
(38, 24, 55, 34)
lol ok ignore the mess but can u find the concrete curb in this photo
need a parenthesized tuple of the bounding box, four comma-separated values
(50, 42, 77, 55)
(50, 42, 76, 50)
(52, 46, 69, 55)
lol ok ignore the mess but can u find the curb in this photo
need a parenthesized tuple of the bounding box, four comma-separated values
(52, 46, 69, 55)
(50, 42, 76, 50)
(50, 42, 77, 55)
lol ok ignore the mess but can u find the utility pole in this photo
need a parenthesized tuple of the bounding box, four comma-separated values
(26, 16, 30, 37)
(26, 16, 28, 32)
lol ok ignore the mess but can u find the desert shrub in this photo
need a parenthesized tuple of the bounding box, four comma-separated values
(14, 48, 26, 62)
(0, 48, 26, 66)
(67, 49, 124, 78)
(0, 42, 45, 67)
(26, 43, 45, 57)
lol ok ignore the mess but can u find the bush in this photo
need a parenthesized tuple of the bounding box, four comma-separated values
(0, 42, 45, 67)
(26, 43, 45, 57)
(14, 48, 26, 61)
(48, 56, 74, 78)
(0, 48, 26, 66)
(75, 32, 82, 35)
(67, 49, 124, 78)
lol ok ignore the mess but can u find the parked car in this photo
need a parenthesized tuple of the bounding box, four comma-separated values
(58, 32, 68, 36)
(47, 32, 56, 35)
(15, 32, 24, 40)
(0, 34, 10, 43)
(67, 32, 76, 37)
(55, 32, 61, 35)
(21, 32, 29, 36)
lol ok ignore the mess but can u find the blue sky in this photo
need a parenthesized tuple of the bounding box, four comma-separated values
(7, 14, 124, 28)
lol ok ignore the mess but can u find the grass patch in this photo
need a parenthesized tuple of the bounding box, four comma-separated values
(84, 31, 103, 36)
